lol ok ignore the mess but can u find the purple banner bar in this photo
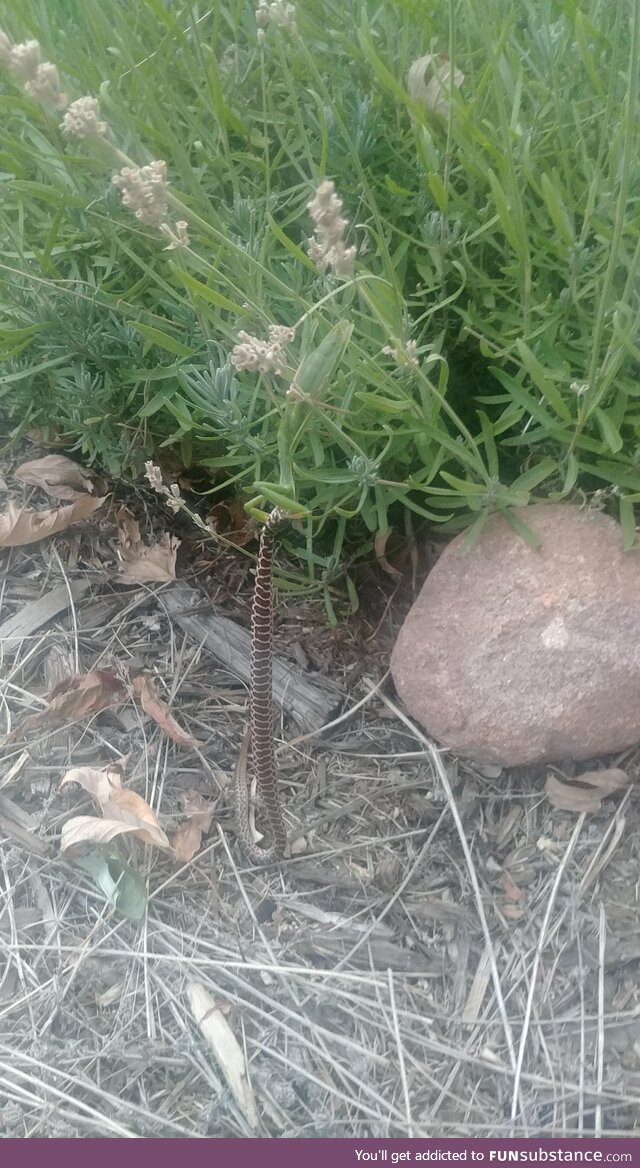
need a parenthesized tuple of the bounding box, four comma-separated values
(2, 1139, 638, 1164)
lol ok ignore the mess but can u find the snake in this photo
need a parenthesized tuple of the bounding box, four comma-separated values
(234, 507, 288, 862)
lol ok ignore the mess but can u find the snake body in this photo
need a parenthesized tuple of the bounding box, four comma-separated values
(235, 508, 287, 861)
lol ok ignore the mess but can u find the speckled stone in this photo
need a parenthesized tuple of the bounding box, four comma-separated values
(390, 504, 640, 765)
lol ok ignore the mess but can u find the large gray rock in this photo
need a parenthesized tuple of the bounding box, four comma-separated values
(390, 504, 640, 765)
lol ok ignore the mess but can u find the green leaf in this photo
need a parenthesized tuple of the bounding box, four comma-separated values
(487, 169, 522, 255)
(539, 173, 574, 247)
(137, 390, 172, 418)
(458, 510, 489, 552)
(589, 462, 640, 490)
(251, 482, 311, 514)
(171, 266, 247, 314)
(511, 457, 556, 492)
(594, 406, 623, 453)
(128, 322, 194, 357)
(428, 173, 448, 211)
(75, 848, 147, 921)
(358, 279, 404, 335)
(502, 509, 542, 548)
(477, 411, 499, 478)
(267, 214, 317, 271)
(354, 391, 414, 414)
(619, 496, 637, 551)
(439, 471, 486, 494)
(490, 367, 556, 429)
(515, 341, 573, 423)
(293, 321, 353, 401)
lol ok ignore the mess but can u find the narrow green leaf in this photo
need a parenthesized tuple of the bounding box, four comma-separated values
(251, 482, 311, 514)
(502, 509, 542, 548)
(477, 410, 499, 478)
(511, 457, 556, 492)
(267, 214, 317, 271)
(137, 391, 172, 418)
(171, 266, 246, 314)
(619, 496, 637, 551)
(428, 173, 448, 211)
(487, 169, 522, 255)
(539, 173, 574, 246)
(439, 471, 486, 494)
(458, 510, 489, 553)
(515, 340, 573, 423)
(128, 321, 194, 357)
(595, 406, 623, 453)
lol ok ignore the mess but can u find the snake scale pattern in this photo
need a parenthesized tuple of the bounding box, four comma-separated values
(235, 507, 288, 861)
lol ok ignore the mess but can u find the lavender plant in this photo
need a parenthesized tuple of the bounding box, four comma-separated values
(0, 0, 639, 595)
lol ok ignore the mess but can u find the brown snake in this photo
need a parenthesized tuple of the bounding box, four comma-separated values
(234, 507, 288, 861)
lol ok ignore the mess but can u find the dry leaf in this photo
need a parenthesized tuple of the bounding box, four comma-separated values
(61, 811, 171, 856)
(60, 764, 124, 805)
(496, 871, 523, 902)
(15, 454, 95, 501)
(132, 674, 197, 748)
(374, 529, 402, 580)
(172, 819, 205, 862)
(8, 670, 127, 741)
(172, 790, 215, 862)
(102, 788, 172, 849)
(60, 762, 171, 854)
(545, 768, 631, 814)
(407, 53, 464, 117)
(206, 498, 257, 547)
(116, 506, 179, 584)
(187, 980, 259, 1131)
(0, 496, 105, 547)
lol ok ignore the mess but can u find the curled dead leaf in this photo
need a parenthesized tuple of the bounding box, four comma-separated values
(60, 764, 124, 805)
(172, 790, 215, 862)
(374, 529, 402, 580)
(61, 810, 171, 857)
(0, 496, 105, 547)
(407, 53, 464, 117)
(60, 761, 171, 854)
(545, 768, 631, 814)
(15, 454, 95, 501)
(206, 498, 257, 547)
(8, 669, 128, 742)
(132, 674, 197, 748)
(116, 506, 179, 584)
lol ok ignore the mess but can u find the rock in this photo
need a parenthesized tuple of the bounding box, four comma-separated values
(390, 504, 640, 765)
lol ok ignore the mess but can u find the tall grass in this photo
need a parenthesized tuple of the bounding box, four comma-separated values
(1, 0, 639, 598)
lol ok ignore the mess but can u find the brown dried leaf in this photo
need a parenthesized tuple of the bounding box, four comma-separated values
(374, 529, 402, 580)
(8, 669, 127, 742)
(132, 674, 197, 748)
(172, 790, 215, 862)
(545, 768, 631, 814)
(0, 496, 105, 547)
(102, 789, 172, 849)
(15, 454, 95, 501)
(60, 810, 171, 857)
(116, 506, 179, 584)
(206, 498, 257, 547)
(60, 761, 171, 856)
(60, 764, 124, 805)
(173, 819, 205, 862)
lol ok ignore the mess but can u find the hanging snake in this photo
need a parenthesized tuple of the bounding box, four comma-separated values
(234, 507, 288, 862)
